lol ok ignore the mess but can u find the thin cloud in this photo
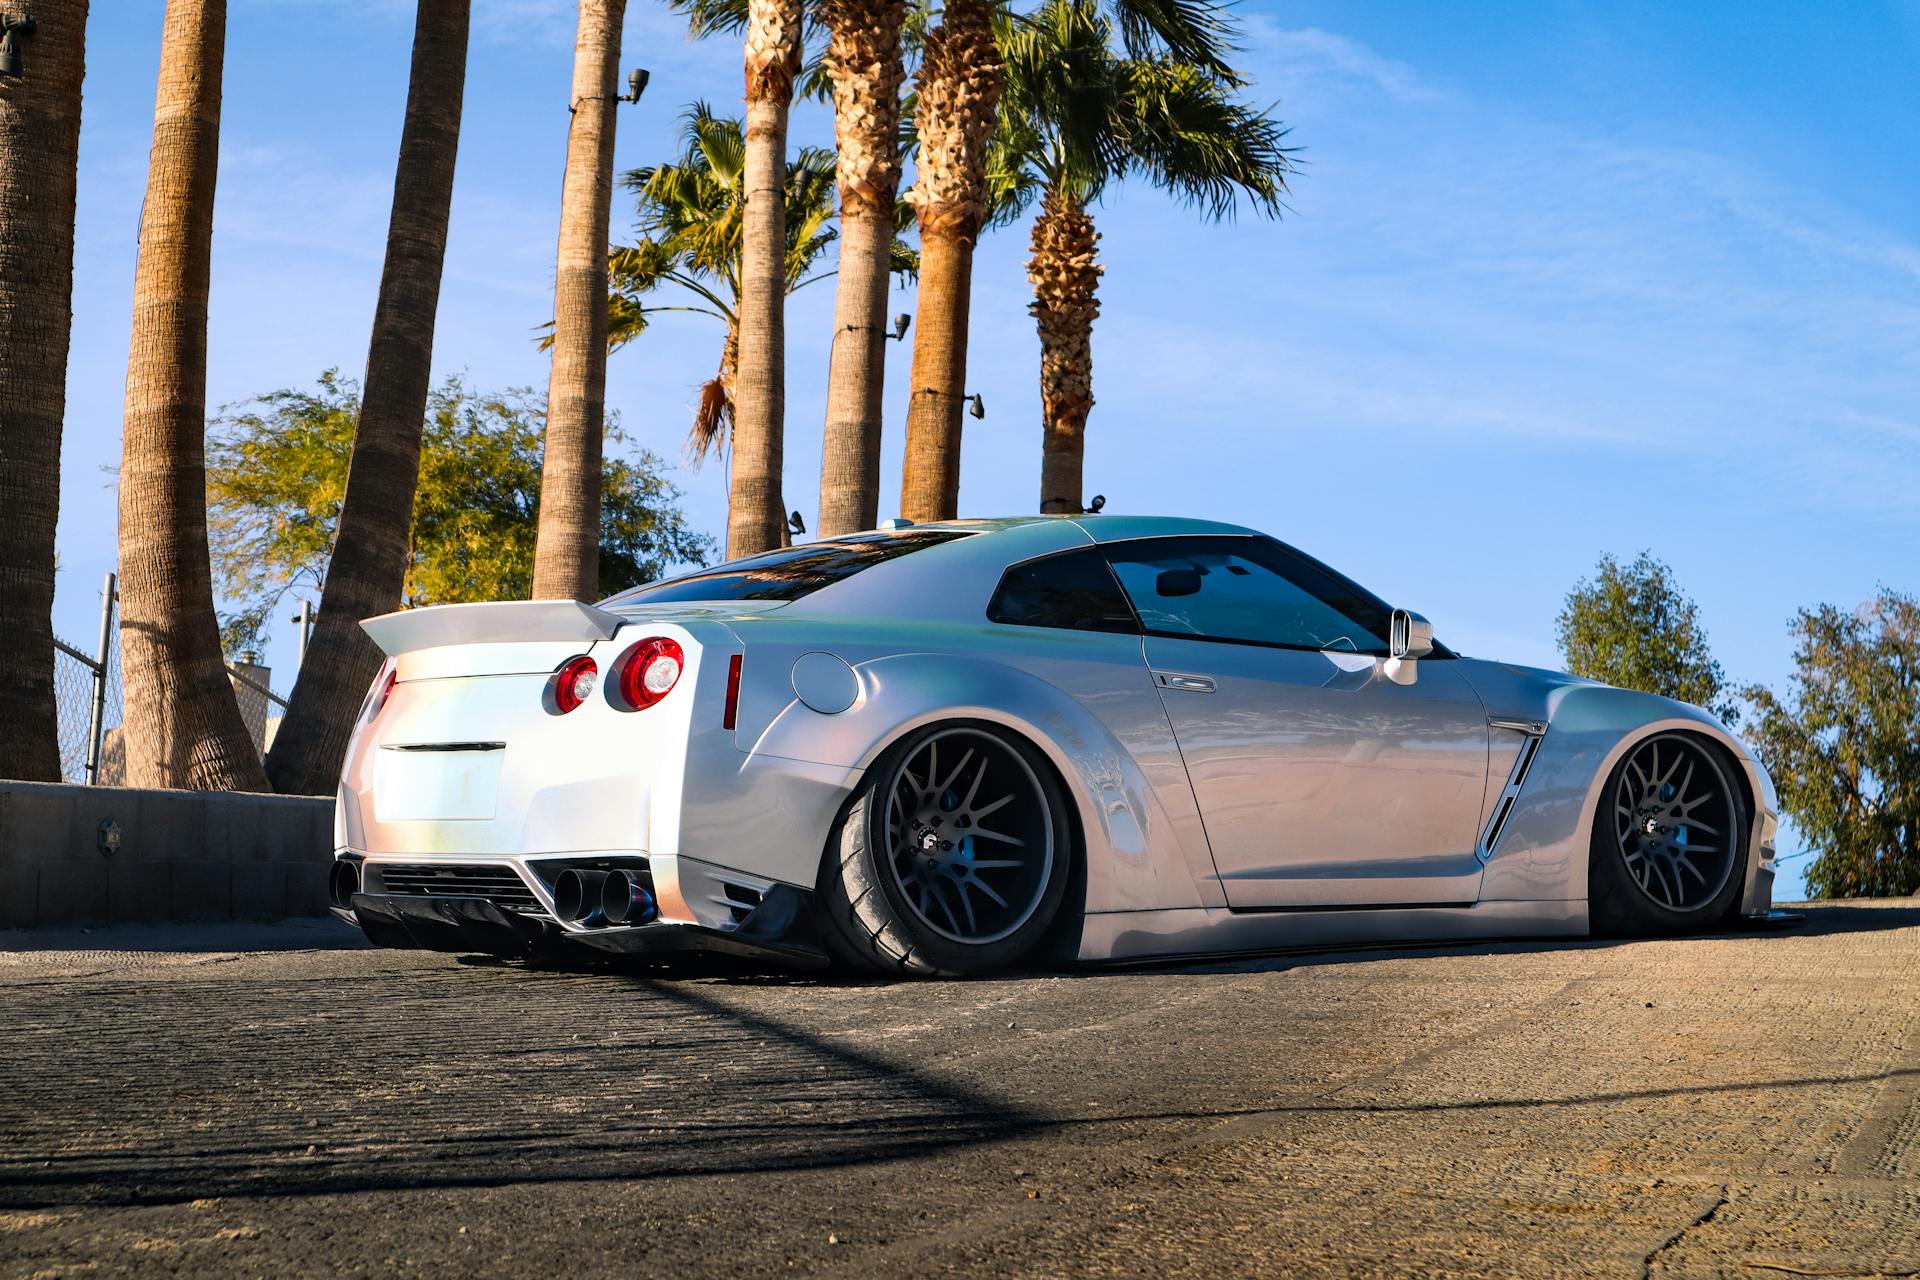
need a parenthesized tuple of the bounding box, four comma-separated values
(1244, 22, 1439, 103)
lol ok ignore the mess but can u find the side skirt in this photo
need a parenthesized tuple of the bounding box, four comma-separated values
(1078, 898, 1588, 964)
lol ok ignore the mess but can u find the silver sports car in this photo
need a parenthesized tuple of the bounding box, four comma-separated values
(329, 515, 1779, 975)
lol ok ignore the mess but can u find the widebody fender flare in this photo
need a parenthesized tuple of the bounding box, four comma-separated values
(1482, 682, 1778, 917)
(741, 651, 1214, 910)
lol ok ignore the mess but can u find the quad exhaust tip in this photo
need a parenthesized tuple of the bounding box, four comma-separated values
(553, 867, 656, 928)
(328, 860, 360, 910)
(602, 868, 657, 925)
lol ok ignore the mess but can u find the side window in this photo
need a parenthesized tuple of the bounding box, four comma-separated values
(1105, 537, 1393, 653)
(988, 548, 1141, 635)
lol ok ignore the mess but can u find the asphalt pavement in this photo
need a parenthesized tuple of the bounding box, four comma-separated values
(2, 902, 1918, 1278)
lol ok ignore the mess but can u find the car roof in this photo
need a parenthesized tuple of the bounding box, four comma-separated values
(883, 513, 1263, 544)
(764, 514, 1274, 625)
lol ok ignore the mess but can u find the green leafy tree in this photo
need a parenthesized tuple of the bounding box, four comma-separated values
(1555, 551, 1738, 723)
(1742, 591, 1920, 898)
(206, 371, 712, 655)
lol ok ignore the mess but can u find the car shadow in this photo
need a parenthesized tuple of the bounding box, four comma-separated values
(0, 971, 1042, 1212)
(5, 906, 1911, 1214)
(603, 899, 1920, 987)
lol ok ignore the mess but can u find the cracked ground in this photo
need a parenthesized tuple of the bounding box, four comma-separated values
(2, 901, 1918, 1277)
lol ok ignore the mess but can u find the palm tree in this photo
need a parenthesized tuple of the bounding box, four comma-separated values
(593, 107, 905, 475)
(532, 0, 627, 601)
(0, 0, 87, 782)
(991, 0, 1291, 513)
(899, 0, 1238, 521)
(116, 0, 269, 790)
(815, 0, 908, 536)
(265, 0, 470, 797)
(665, 0, 913, 538)
(896, 0, 999, 523)
(728, 0, 807, 558)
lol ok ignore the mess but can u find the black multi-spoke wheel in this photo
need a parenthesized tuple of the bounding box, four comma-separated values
(1590, 732, 1747, 935)
(816, 723, 1072, 977)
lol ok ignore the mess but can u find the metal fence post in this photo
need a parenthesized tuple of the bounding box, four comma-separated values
(83, 571, 116, 786)
(293, 598, 314, 671)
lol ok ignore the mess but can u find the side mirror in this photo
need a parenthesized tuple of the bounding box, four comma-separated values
(1390, 609, 1434, 660)
(1156, 568, 1202, 598)
(1384, 609, 1433, 686)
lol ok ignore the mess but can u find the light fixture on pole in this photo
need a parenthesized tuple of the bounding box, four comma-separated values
(0, 13, 34, 77)
(575, 66, 650, 112)
(914, 387, 986, 419)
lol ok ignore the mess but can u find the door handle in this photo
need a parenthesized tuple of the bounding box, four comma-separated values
(1154, 671, 1216, 693)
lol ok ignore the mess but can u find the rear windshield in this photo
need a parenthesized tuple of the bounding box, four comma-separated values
(601, 530, 972, 605)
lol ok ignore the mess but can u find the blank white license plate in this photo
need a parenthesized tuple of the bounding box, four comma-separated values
(374, 748, 505, 821)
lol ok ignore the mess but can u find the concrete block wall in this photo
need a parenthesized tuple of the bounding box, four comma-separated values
(0, 781, 334, 929)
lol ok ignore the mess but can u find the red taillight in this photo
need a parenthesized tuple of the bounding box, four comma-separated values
(362, 662, 397, 724)
(615, 637, 684, 710)
(551, 655, 598, 714)
(723, 653, 742, 730)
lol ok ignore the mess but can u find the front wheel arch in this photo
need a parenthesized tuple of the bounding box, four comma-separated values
(1587, 728, 1751, 935)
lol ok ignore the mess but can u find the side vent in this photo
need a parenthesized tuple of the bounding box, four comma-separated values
(1478, 732, 1543, 861)
(718, 881, 764, 925)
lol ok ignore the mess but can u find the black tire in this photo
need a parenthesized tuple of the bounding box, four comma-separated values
(816, 722, 1074, 977)
(1589, 731, 1748, 936)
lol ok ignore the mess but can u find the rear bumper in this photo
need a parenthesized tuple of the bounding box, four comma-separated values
(339, 890, 828, 968)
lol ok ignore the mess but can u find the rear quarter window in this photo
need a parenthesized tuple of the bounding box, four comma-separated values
(988, 548, 1141, 635)
(602, 531, 973, 605)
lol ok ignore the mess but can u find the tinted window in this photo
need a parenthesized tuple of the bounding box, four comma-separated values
(602, 531, 971, 605)
(989, 549, 1140, 634)
(1105, 536, 1394, 653)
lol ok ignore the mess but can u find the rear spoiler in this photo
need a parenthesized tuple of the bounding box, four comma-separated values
(360, 600, 625, 658)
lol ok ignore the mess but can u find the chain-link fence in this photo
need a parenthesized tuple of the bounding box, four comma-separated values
(50, 573, 290, 786)
(52, 631, 122, 784)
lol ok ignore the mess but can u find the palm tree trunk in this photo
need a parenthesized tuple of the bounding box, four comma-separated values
(816, 0, 906, 537)
(729, 0, 803, 559)
(819, 193, 895, 536)
(0, 0, 87, 783)
(899, 228, 972, 520)
(898, 0, 1000, 523)
(116, 0, 268, 791)
(1029, 188, 1100, 515)
(265, 0, 469, 797)
(531, 0, 626, 601)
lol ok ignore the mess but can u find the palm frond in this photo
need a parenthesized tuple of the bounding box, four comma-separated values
(888, 235, 921, 281)
(686, 375, 733, 467)
(990, 0, 1291, 220)
(1106, 0, 1239, 78)
(1118, 58, 1295, 220)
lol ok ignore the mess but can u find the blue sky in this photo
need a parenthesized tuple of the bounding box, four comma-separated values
(52, 1, 1920, 895)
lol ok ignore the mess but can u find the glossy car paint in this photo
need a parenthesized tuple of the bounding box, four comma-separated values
(334, 515, 1778, 964)
(1144, 639, 1490, 910)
